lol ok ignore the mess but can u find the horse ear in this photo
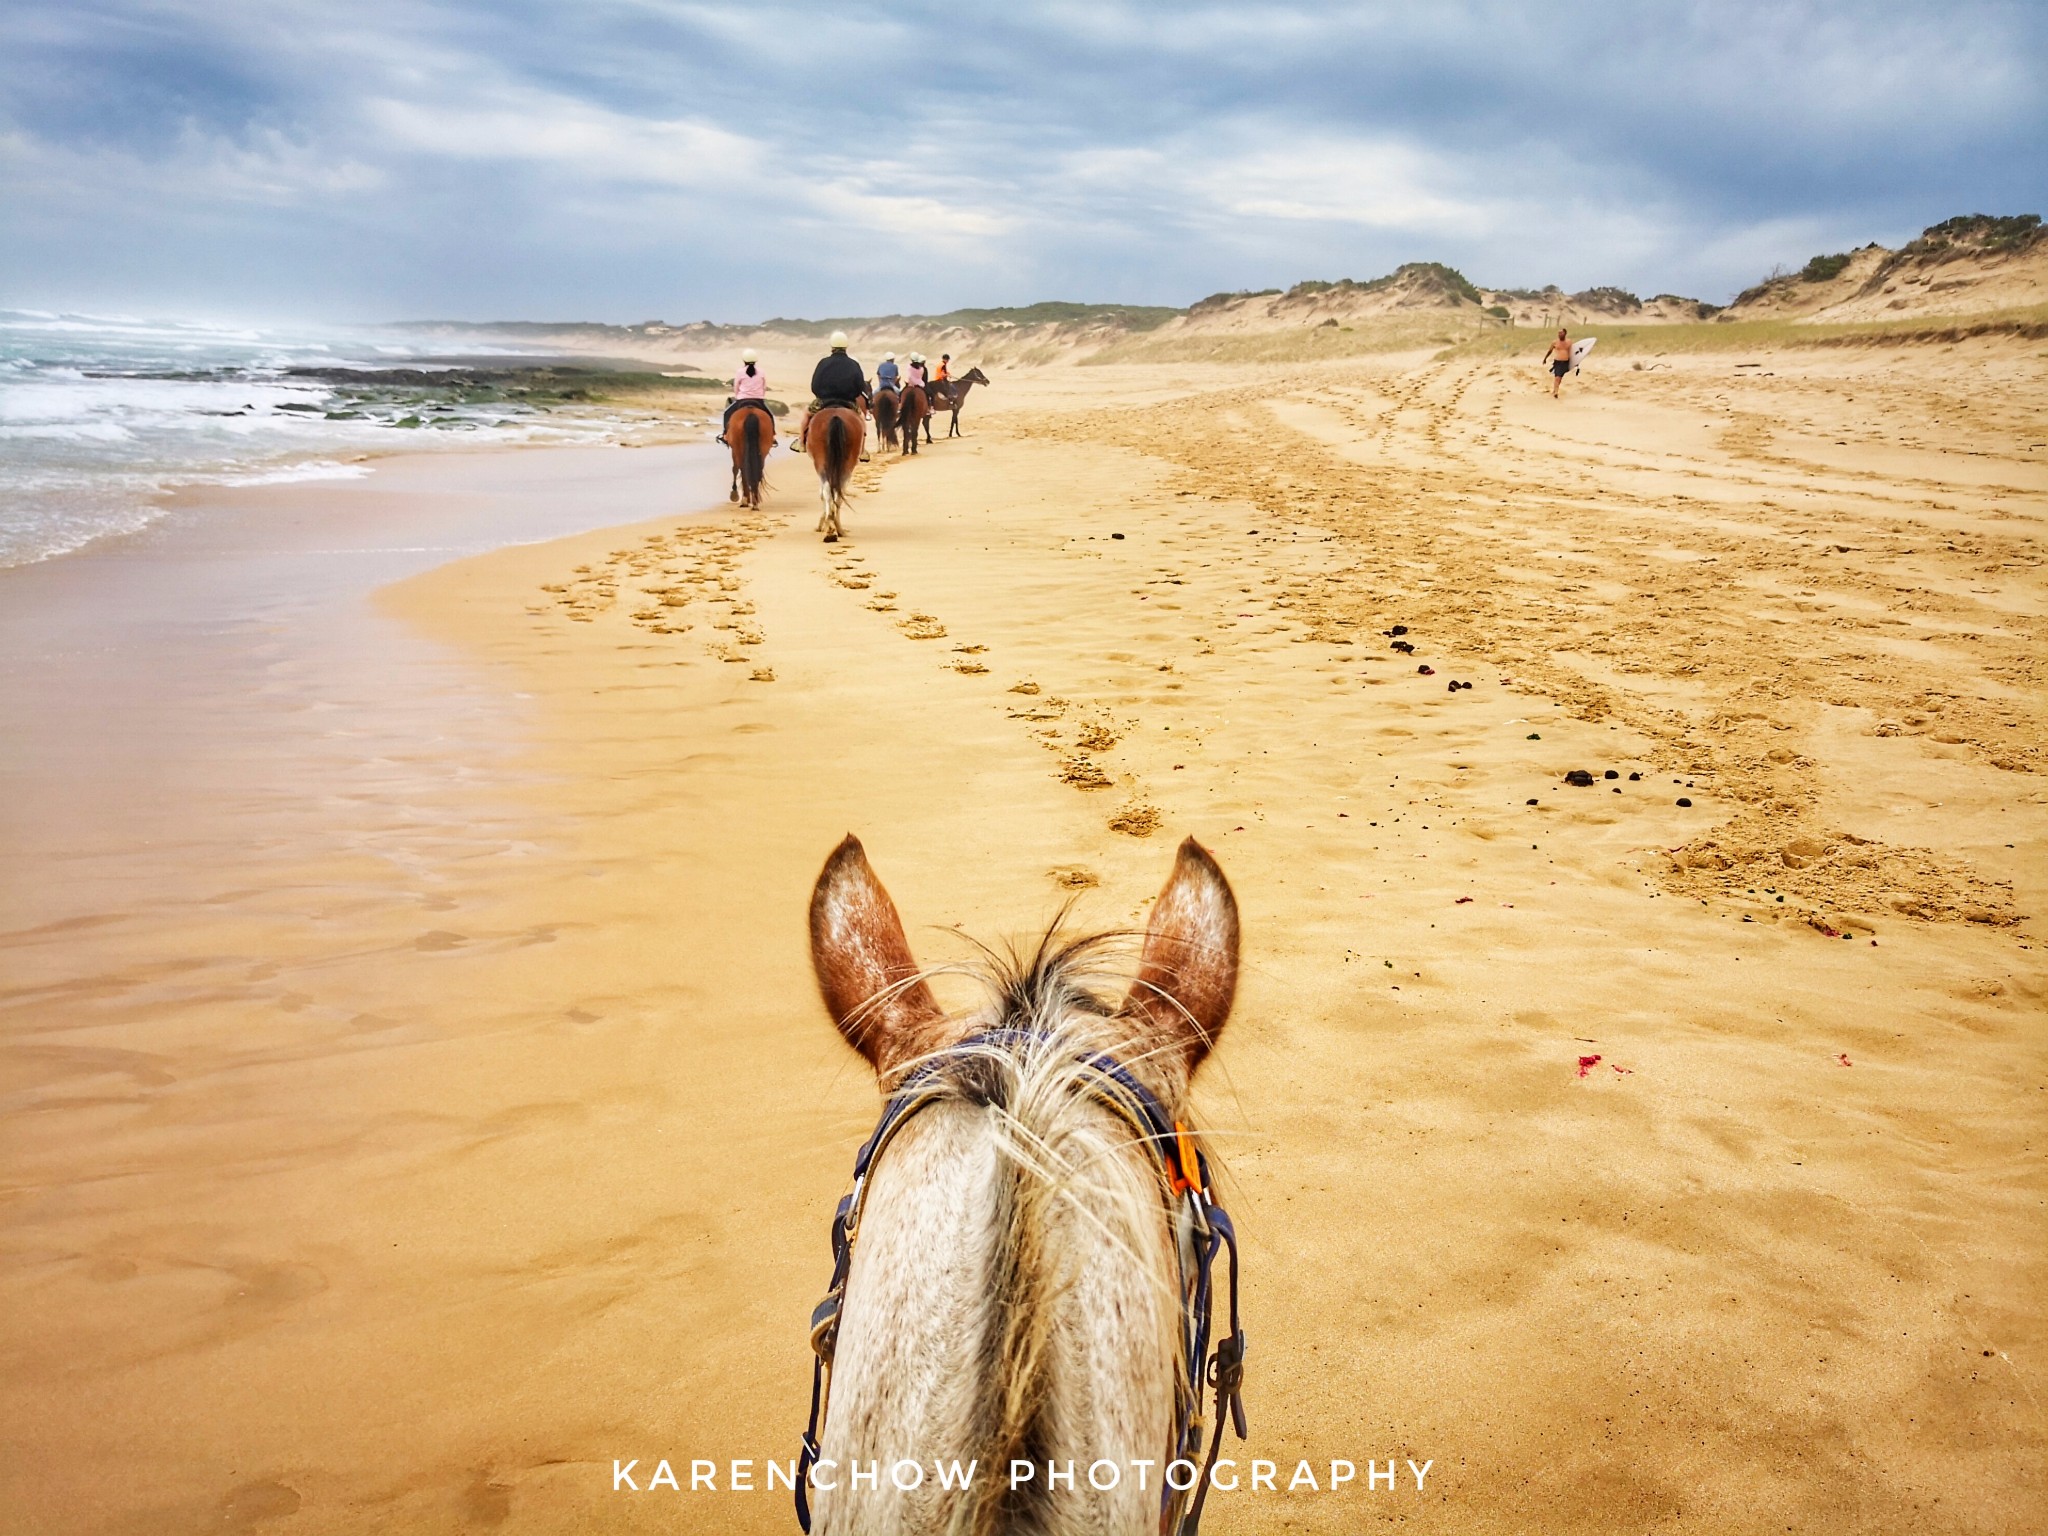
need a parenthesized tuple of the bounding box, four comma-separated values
(809, 836, 946, 1077)
(1119, 838, 1239, 1076)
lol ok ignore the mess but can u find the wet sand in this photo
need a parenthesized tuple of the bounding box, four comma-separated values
(3, 348, 2044, 1534)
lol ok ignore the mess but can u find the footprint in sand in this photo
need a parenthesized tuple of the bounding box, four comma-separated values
(463, 1472, 514, 1528)
(219, 1480, 302, 1529)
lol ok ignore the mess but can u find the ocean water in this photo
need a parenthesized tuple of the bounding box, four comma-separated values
(0, 310, 668, 568)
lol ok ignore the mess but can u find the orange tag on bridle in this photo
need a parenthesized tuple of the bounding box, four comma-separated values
(1170, 1121, 1202, 1195)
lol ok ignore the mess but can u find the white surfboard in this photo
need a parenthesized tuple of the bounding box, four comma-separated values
(1571, 337, 1597, 371)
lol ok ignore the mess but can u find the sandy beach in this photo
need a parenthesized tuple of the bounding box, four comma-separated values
(4, 339, 2044, 1533)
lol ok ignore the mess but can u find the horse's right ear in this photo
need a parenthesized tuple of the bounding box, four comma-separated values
(1118, 837, 1239, 1078)
(809, 836, 946, 1077)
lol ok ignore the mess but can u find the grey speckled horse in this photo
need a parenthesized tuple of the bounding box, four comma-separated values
(803, 835, 1242, 1536)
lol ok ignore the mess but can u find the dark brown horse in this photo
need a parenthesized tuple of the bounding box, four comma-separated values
(726, 401, 774, 509)
(807, 405, 865, 541)
(929, 366, 989, 438)
(897, 383, 928, 456)
(870, 387, 900, 452)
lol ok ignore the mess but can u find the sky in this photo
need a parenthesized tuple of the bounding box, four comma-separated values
(2, 1, 2043, 324)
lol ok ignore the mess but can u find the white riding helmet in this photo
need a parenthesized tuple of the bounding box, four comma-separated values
(829, 330, 849, 350)
(741, 348, 757, 362)
(885, 352, 895, 361)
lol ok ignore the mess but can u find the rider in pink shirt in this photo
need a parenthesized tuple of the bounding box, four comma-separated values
(720, 350, 769, 440)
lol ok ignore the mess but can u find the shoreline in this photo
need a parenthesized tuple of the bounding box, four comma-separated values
(0, 380, 730, 576)
(4, 345, 2043, 1534)
(0, 440, 729, 932)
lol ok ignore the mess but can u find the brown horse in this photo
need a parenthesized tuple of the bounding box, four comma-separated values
(930, 366, 989, 438)
(897, 383, 928, 456)
(726, 401, 774, 509)
(870, 387, 900, 452)
(807, 405, 865, 541)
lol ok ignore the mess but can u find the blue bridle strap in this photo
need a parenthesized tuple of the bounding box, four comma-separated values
(793, 1030, 1247, 1534)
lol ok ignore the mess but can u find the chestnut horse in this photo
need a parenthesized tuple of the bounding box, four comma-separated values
(896, 383, 928, 456)
(799, 835, 1248, 1536)
(870, 388, 900, 452)
(807, 406, 865, 542)
(726, 401, 774, 509)
(930, 367, 990, 438)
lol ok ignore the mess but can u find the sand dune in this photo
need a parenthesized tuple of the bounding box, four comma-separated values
(409, 216, 2045, 383)
(2, 336, 2043, 1533)
(1721, 217, 2048, 324)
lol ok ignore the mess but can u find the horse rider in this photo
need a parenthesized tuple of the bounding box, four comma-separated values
(801, 331, 869, 450)
(931, 352, 952, 406)
(904, 353, 928, 391)
(717, 348, 769, 443)
(875, 352, 900, 396)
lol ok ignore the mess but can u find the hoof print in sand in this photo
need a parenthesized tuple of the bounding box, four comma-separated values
(1060, 758, 1114, 790)
(899, 615, 948, 640)
(1108, 803, 1162, 836)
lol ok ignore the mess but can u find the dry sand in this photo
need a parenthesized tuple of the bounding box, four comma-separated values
(3, 340, 2044, 1534)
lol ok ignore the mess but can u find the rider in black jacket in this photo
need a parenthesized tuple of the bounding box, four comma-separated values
(802, 331, 868, 450)
(811, 348, 866, 406)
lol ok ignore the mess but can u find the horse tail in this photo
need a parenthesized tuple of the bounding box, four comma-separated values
(827, 413, 850, 495)
(742, 409, 764, 494)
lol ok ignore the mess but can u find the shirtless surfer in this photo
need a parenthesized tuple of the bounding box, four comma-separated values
(1546, 328, 1573, 398)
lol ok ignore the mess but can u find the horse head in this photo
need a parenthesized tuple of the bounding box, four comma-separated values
(801, 836, 1243, 1535)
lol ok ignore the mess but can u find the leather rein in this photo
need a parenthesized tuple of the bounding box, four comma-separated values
(795, 1028, 1247, 1534)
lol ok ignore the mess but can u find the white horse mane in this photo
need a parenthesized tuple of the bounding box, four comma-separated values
(816, 931, 1193, 1536)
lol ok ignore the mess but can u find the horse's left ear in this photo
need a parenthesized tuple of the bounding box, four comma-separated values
(809, 835, 947, 1078)
(1119, 838, 1239, 1075)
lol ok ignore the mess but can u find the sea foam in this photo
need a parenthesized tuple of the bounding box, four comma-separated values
(0, 310, 642, 569)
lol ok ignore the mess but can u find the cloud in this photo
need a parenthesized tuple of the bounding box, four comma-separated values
(0, 0, 2041, 319)
(365, 90, 764, 189)
(1187, 136, 1495, 235)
